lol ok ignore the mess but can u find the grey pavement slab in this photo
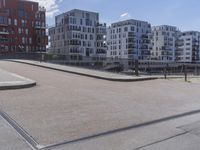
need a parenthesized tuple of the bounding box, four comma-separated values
(50, 113, 200, 150)
(0, 68, 36, 90)
(138, 133, 200, 150)
(0, 116, 32, 150)
(9, 59, 158, 81)
(1, 61, 200, 147)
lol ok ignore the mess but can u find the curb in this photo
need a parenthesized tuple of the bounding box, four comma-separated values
(0, 81, 36, 90)
(9, 60, 158, 82)
(0, 68, 37, 90)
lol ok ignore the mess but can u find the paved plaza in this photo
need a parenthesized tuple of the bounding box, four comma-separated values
(1, 60, 200, 149)
(0, 68, 36, 90)
(0, 115, 33, 150)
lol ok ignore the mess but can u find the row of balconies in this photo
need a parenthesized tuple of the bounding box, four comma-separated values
(96, 49, 107, 54)
(141, 50, 150, 55)
(140, 46, 149, 50)
(0, 37, 8, 43)
(127, 44, 136, 49)
(0, 30, 9, 35)
(34, 24, 47, 29)
(141, 35, 149, 39)
(68, 40, 81, 46)
(0, 22, 8, 26)
(128, 32, 135, 38)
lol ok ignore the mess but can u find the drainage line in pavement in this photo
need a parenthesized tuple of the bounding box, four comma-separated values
(0, 110, 40, 150)
(133, 131, 188, 150)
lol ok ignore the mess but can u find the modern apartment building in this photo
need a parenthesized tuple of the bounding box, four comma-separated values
(106, 19, 152, 60)
(48, 9, 107, 59)
(0, 0, 48, 54)
(96, 23, 107, 58)
(176, 31, 200, 63)
(151, 25, 180, 61)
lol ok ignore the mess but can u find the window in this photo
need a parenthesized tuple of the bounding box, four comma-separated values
(18, 28, 22, 34)
(0, 16, 7, 25)
(29, 38, 32, 44)
(22, 20, 26, 27)
(22, 37, 25, 44)
(90, 34, 93, 40)
(25, 29, 28, 35)
(14, 19, 17, 26)
(130, 26, 134, 31)
(80, 19, 82, 25)
(8, 18, 11, 25)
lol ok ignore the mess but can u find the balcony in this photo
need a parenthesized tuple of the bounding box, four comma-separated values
(141, 35, 149, 39)
(140, 46, 148, 50)
(0, 21, 8, 26)
(0, 36, 8, 43)
(0, 30, 9, 35)
(128, 32, 135, 38)
(39, 6, 46, 12)
(192, 41, 199, 47)
(176, 42, 184, 47)
(127, 38, 136, 43)
(34, 25, 46, 29)
(128, 44, 136, 49)
(141, 50, 150, 55)
(34, 24, 47, 29)
(142, 39, 150, 44)
(69, 40, 81, 46)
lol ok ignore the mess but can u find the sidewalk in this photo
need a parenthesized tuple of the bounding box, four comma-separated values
(0, 68, 36, 90)
(0, 115, 32, 150)
(9, 60, 158, 82)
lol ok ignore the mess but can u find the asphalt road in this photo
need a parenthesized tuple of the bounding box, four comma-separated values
(1, 61, 200, 149)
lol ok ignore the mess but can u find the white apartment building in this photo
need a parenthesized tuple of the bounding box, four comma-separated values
(96, 23, 107, 58)
(176, 31, 200, 63)
(48, 9, 106, 59)
(106, 19, 152, 60)
(151, 25, 180, 61)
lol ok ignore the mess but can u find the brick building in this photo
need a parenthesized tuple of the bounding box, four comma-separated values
(0, 0, 48, 54)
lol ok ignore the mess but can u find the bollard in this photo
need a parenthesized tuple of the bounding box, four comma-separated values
(183, 64, 187, 82)
(164, 64, 168, 79)
(195, 66, 199, 76)
(135, 60, 139, 76)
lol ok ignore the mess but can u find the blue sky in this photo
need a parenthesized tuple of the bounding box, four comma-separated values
(38, 0, 200, 31)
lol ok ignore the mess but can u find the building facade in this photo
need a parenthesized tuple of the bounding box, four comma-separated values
(106, 19, 152, 60)
(0, 0, 48, 54)
(48, 9, 107, 59)
(151, 25, 180, 61)
(176, 31, 200, 63)
(96, 23, 107, 58)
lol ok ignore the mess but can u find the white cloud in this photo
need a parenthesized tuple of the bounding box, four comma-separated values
(34, 0, 63, 18)
(120, 12, 131, 20)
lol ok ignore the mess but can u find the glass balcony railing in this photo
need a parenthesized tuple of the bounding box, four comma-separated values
(0, 30, 9, 35)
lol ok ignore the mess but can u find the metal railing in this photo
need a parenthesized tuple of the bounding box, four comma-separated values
(1, 52, 200, 80)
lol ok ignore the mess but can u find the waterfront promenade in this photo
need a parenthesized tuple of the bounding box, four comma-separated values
(1, 60, 200, 150)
